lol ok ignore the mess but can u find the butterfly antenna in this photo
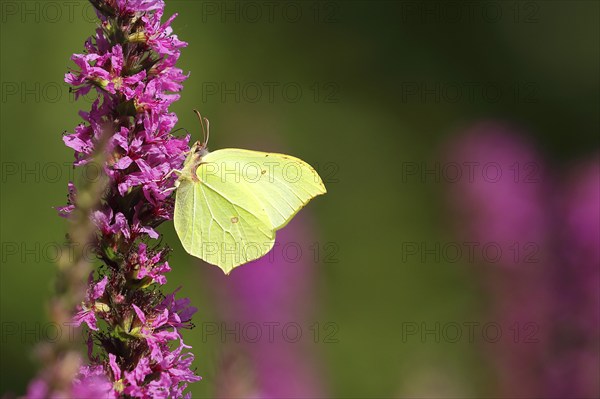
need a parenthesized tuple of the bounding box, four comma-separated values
(203, 116, 210, 147)
(193, 109, 210, 148)
(171, 127, 189, 136)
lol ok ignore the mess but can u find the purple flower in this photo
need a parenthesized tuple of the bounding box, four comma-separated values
(548, 156, 600, 398)
(33, 0, 201, 397)
(72, 364, 116, 399)
(64, 53, 110, 98)
(72, 276, 108, 331)
(142, 10, 187, 57)
(445, 122, 599, 398)
(116, 0, 165, 14)
(92, 208, 130, 239)
(25, 361, 115, 399)
(131, 243, 171, 285)
(444, 122, 550, 264)
(158, 288, 198, 329)
(24, 379, 48, 399)
(108, 342, 200, 398)
(206, 215, 327, 398)
(132, 304, 179, 361)
(56, 182, 77, 217)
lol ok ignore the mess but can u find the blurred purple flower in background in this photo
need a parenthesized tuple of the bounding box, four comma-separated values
(204, 215, 328, 398)
(550, 157, 600, 398)
(445, 122, 599, 398)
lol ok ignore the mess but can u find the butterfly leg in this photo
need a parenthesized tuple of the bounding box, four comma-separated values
(159, 186, 178, 195)
(162, 169, 183, 180)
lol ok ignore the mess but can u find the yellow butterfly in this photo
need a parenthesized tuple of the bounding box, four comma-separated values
(173, 111, 326, 274)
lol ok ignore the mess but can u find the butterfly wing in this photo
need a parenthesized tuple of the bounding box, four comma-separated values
(174, 177, 275, 274)
(200, 149, 327, 230)
(174, 148, 326, 274)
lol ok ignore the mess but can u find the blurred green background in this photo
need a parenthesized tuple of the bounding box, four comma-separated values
(1, 1, 598, 397)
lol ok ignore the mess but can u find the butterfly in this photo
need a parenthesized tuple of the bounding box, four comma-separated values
(172, 111, 326, 274)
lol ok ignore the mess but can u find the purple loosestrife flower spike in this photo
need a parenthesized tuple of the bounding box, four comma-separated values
(25, 1, 200, 397)
(445, 122, 599, 398)
(549, 156, 600, 398)
(444, 124, 552, 397)
(206, 216, 327, 398)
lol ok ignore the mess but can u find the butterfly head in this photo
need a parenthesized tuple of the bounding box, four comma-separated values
(179, 111, 211, 182)
(178, 140, 206, 183)
(190, 140, 208, 157)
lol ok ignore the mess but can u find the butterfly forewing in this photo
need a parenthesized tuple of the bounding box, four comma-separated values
(199, 149, 327, 229)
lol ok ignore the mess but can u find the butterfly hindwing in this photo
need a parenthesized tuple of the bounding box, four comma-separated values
(174, 148, 326, 274)
(174, 176, 275, 274)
